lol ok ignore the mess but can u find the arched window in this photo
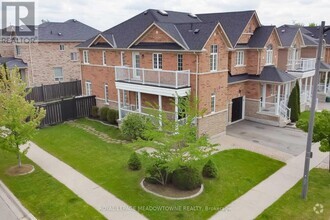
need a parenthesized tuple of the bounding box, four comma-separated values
(266, 44, 273, 65)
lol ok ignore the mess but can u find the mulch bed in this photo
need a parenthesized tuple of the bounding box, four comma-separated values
(6, 164, 35, 176)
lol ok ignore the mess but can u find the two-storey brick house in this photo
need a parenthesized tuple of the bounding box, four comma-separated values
(78, 9, 297, 137)
(0, 19, 100, 87)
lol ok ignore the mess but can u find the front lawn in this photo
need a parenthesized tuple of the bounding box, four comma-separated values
(0, 150, 105, 220)
(32, 119, 285, 220)
(257, 168, 330, 220)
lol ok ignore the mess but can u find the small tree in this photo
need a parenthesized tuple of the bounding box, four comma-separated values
(134, 94, 215, 185)
(288, 83, 300, 122)
(296, 110, 330, 172)
(127, 152, 142, 170)
(0, 66, 46, 167)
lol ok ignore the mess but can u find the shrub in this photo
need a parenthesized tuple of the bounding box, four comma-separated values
(202, 159, 218, 178)
(99, 107, 109, 121)
(91, 106, 99, 118)
(145, 163, 172, 185)
(172, 166, 202, 190)
(127, 152, 142, 170)
(288, 84, 300, 122)
(120, 113, 147, 140)
(107, 109, 119, 125)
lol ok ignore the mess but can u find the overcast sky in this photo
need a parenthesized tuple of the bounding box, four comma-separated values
(2, 0, 330, 31)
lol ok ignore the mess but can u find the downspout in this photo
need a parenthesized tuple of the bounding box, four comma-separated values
(257, 49, 261, 75)
(28, 42, 34, 86)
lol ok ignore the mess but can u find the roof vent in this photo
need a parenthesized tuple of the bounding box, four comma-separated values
(311, 34, 314, 37)
(188, 13, 197, 18)
(143, 10, 148, 15)
(58, 32, 62, 36)
(73, 19, 77, 22)
(281, 29, 285, 33)
(157, 10, 168, 16)
(20, 27, 24, 30)
(50, 30, 53, 34)
(194, 29, 200, 34)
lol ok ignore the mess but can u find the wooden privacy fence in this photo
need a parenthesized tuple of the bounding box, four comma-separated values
(38, 96, 96, 127)
(26, 80, 82, 103)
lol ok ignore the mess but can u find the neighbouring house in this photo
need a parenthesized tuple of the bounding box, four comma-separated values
(77, 9, 321, 137)
(0, 19, 100, 87)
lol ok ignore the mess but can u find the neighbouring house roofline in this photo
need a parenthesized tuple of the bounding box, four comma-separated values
(87, 33, 114, 48)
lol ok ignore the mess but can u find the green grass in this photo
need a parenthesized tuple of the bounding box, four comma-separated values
(257, 169, 330, 220)
(0, 150, 105, 220)
(32, 120, 285, 220)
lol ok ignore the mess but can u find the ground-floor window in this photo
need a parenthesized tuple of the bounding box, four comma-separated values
(85, 81, 92, 96)
(54, 67, 63, 82)
(104, 83, 108, 103)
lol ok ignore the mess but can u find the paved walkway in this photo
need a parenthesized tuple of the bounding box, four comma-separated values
(209, 142, 328, 220)
(23, 141, 146, 220)
(0, 181, 36, 220)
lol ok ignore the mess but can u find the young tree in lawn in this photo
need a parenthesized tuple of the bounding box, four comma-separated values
(296, 110, 330, 171)
(0, 66, 46, 167)
(133, 94, 216, 185)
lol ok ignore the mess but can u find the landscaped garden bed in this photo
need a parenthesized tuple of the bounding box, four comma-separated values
(32, 118, 285, 219)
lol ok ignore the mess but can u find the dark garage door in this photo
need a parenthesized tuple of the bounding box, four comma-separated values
(231, 97, 243, 122)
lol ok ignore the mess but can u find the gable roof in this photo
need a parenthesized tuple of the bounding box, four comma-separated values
(303, 26, 330, 45)
(197, 10, 258, 47)
(277, 25, 307, 48)
(37, 19, 100, 42)
(247, 26, 277, 48)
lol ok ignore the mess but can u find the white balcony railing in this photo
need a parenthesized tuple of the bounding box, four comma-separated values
(115, 66, 190, 89)
(287, 58, 316, 72)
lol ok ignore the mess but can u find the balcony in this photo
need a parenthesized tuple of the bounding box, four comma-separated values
(115, 66, 190, 89)
(287, 58, 316, 72)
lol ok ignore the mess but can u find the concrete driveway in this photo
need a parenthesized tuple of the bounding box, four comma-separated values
(227, 120, 307, 156)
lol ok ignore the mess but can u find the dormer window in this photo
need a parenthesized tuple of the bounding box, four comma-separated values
(266, 44, 273, 65)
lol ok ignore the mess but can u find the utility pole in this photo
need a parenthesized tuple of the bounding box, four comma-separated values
(301, 21, 330, 199)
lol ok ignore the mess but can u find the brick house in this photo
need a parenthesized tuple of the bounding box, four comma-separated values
(0, 19, 100, 87)
(77, 9, 322, 137)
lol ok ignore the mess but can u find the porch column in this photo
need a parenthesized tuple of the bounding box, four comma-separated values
(309, 76, 313, 101)
(158, 95, 162, 127)
(117, 89, 122, 120)
(276, 84, 281, 115)
(299, 78, 302, 92)
(304, 77, 308, 103)
(262, 83, 267, 108)
(325, 71, 329, 94)
(284, 83, 289, 104)
(175, 95, 179, 122)
(138, 92, 141, 113)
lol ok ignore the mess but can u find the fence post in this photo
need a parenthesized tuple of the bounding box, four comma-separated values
(41, 84, 45, 102)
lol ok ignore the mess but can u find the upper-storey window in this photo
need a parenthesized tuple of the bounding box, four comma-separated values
(70, 52, 78, 61)
(120, 51, 125, 66)
(83, 50, 89, 64)
(102, 50, 107, 66)
(266, 44, 273, 65)
(153, 53, 162, 70)
(59, 44, 65, 51)
(15, 45, 21, 56)
(210, 45, 218, 71)
(236, 51, 245, 66)
(177, 54, 183, 71)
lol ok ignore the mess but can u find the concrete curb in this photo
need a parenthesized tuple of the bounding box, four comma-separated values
(0, 181, 36, 220)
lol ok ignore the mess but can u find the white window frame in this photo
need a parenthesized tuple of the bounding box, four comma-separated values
(85, 81, 92, 96)
(153, 53, 163, 70)
(266, 45, 273, 65)
(120, 51, 125, 66)
(102, 50, 106, 66)
(177, 54, 183, 71)
(236, 51, 245, 66)
(211, 93, 216, 113)
(59, 44, 65, 51)
(70, 52, 78, 61)
(104, 83, 109, 104)
(83, 50, 89, 64)
(210, 45, 218, 71)
(123, 90, 128, 107)
(53, 67, 63, 82)
(15, 45, 21, 56)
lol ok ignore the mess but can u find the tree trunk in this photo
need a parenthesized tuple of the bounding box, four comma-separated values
(17, 153, 21, 168)
(328, 151, 330, 173)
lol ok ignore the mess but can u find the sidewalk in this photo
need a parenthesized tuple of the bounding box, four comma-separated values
(23, 141, 147, 220)
(0, 180, 36, 220)
(209, 143, 328, 220)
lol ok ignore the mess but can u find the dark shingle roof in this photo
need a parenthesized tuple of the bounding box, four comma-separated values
(0, 57, 27, 69)
(197, 10, 256, 47)
(131, 42, 183, 50)
(37, 19, 100, 42)
(277, 25, 300, 47)
(304, 26, 330, 44)
(228, 66, 296, 84)
(248, 26, 276, 48)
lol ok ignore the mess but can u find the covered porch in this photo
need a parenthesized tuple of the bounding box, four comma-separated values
(317, 62, 330, 95)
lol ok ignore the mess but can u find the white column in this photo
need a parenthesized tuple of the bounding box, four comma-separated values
(262, 84, 267, 108)
(304, 77, 308, 103)
(242, 96, 246, 120)
(117, 89, 121, 120)
(284, 83, 289, 104)
(138, 92, 141, 113)
(309, 76, 313, 101)
(276, 84, 281, 115)
(175, 95, 178, 122)
(299, 78, 302, 92)
(324, 71, 329, 94)
(158, 95, 162, 127)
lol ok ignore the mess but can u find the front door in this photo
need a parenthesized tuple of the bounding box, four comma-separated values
(231, 97, 243, 123)
(132, 52, 141, 79)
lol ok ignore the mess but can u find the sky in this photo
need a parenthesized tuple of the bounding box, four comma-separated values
(2, 0, 330, 31)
